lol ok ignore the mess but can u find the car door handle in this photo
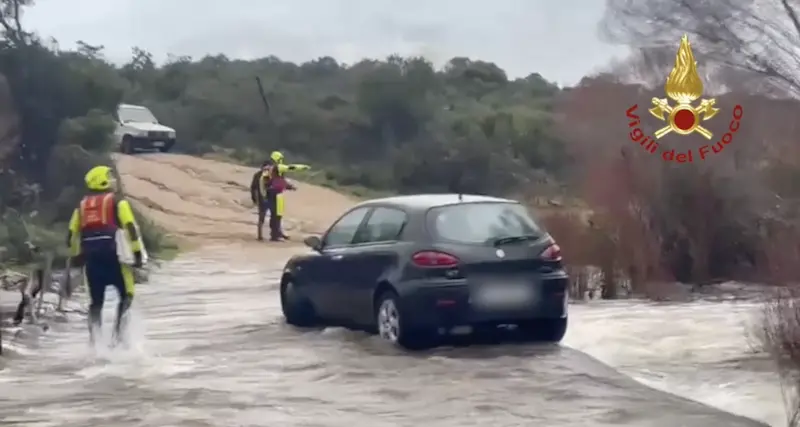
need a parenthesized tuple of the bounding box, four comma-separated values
(331, 255, 343, 261)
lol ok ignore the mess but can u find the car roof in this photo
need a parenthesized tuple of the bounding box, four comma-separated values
(353, 193, 516, 212)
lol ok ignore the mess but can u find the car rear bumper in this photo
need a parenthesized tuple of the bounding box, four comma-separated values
(398, 272, 569, 329)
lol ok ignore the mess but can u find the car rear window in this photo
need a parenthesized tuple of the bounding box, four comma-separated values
(427, 202, 544, 244)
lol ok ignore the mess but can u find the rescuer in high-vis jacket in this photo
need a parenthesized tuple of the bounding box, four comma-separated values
(250, 151, 309, 241)
(67, 165, 144, 344)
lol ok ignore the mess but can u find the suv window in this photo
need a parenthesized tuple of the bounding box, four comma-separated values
(353, 207, 407, 244)
(118, 106, 158, 124)
(323, 207, 370, 248)
(427, 202, 543, 244)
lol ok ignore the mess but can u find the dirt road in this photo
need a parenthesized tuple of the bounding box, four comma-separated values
(113, 153, 355, 254)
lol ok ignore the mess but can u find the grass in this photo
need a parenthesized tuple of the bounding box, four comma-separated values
(201, 150, 393, 200)
(153, 245, 180, 261)
(0, 210, 182, 273)
(206, 149, 586, 207)
(292, 169, 394, 200)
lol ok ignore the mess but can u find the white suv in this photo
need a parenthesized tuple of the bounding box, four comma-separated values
(114, 104, 177, 153)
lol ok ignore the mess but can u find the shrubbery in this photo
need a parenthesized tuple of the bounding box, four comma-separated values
(0, 112, 176, 270)
(535, 75, 800, 299)
(0, 38, 175, 268)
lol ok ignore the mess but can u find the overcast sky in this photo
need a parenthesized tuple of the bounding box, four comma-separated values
(23, 0, 629, 86)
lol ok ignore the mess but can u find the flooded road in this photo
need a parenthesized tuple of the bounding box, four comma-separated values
(0, 247, 778, 427)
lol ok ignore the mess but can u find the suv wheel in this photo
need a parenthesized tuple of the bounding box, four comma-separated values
(120, 135, 134, 154)
(280, 279, 317, 327)
(518, 318, 567, 343)
(375, 291, 436, 350)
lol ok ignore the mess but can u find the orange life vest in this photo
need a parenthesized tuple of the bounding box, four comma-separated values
(79, 193, 116, 232)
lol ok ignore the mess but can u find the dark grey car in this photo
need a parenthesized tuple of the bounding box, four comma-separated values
(279, 194, 569, 350)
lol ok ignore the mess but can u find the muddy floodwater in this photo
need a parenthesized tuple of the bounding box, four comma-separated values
(0, 247, 781, 427)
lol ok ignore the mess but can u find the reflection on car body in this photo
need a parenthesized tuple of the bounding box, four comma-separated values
(279, 193, 569, 350)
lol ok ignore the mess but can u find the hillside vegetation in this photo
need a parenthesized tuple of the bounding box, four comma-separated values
(0, 2, 175, 268)
(122, 50, 568, 197)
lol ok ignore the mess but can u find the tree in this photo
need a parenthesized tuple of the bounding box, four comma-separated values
(599, 0, 800, 96)
(0, 0, 171, 263)
(0, 0, 33, 49)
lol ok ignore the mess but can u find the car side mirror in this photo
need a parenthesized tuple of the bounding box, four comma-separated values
(303, 235, 322, 251)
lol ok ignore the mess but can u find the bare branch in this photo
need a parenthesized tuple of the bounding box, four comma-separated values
(600, 0, 800, 96)
(780, 0, 800, 42)
(0, 0, 31, 47)
(11, 0, 20, 36)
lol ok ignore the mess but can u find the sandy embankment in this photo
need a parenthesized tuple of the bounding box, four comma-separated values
(112, 153, 357, 261)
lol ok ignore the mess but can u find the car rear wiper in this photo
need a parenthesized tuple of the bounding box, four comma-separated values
(492, 234, 540, 246)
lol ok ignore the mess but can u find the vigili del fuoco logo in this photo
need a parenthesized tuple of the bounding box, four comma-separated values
(625, 35, 743, 163)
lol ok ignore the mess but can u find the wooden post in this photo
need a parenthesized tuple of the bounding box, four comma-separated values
(36, 253, 53, 318)
(58, 257, 71, 312)
(23, 269, 36, 324)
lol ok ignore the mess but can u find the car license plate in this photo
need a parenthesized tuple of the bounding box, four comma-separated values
(475, 285, 533, 307)
(152, 141, 164, 147)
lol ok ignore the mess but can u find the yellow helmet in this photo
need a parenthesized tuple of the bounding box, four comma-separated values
(84, 165, 114, 191)
(270, 151, 284, 164)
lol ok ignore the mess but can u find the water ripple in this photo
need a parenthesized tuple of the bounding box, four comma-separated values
(0, 251, 777, 427)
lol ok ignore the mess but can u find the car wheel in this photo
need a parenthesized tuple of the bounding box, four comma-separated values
(517, 317, 567, 343)
(120, 135, 134, 154)
(281, 279, 317, 327)
(375, 291, 436, 350)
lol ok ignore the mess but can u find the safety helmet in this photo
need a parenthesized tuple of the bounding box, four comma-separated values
(84, 165, 115, 191)
(270, 151, 284, 164)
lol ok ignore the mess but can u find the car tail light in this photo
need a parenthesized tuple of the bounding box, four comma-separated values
(411, 251, 459, 267)
(540, 243, 562, 262)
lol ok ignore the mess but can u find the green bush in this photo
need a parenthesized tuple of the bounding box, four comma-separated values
(57, 109, 116, 152)
(0, 108, 175, 267)
(0, 210, 69, 269)
(134, 206, 179, 258)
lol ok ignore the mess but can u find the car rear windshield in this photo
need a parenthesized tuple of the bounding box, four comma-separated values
(426, 202, 544, 244)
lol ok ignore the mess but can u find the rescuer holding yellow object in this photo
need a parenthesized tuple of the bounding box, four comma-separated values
(67, 165, 145, 345)
(249, 151, 310, 241)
